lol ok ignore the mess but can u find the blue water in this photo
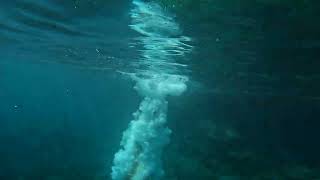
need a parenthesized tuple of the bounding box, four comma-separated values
(1, 58, 142, 177)
(0, 1, 139, 178)
(1, 0, 320, 179)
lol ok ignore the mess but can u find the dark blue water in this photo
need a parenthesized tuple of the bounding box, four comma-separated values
(1, 0, 320, 179)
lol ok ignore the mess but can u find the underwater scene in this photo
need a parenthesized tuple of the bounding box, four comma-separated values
(0, 0, 320, 179)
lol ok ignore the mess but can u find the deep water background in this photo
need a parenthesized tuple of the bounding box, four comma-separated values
(1, 0, 320, 179)
(162, 0, 320, 178)
(0, 58, 141, 178)
(0, 0, 140, 178)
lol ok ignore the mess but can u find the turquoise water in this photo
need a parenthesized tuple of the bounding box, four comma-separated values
(1, 0, 320, 179)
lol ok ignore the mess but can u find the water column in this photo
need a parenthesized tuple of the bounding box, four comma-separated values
(111, 0, 192, 179)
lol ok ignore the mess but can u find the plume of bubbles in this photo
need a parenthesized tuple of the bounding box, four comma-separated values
(111, 1, 192, 179)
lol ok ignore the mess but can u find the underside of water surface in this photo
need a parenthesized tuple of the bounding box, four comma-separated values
(0, 0, 320, 180)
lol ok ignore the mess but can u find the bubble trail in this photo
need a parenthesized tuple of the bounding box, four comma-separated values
(111, 1, 192, 179)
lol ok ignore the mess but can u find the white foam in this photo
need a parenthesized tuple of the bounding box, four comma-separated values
(111, 97, 170, 180)
(111, 0, 192, 179)
(134, 75, 188, 98)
